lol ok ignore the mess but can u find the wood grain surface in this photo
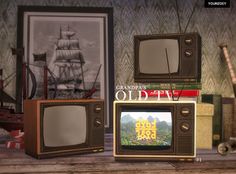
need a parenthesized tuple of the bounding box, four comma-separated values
(0, 134, 236, 173)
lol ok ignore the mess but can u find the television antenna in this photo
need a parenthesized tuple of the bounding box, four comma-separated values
(165, 48, 174, 101)
(165, 48, 189, 101)
(174, 0, 199, 33)
(166, 0, 200, 101)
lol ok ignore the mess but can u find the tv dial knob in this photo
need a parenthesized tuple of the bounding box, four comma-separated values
(185, 50, 192, 57)
(94, 118, 102, 127)
(180, 122, 190, 132)
(94, 105, 102, 113)
(181, 107, 190, 116)
(185, 38, 193, 45)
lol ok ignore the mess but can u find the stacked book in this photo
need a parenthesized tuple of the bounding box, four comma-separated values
(201, 95, 236, 146)
(202, 95, 222, 146)
(142, 83, 201, 101)
(5, 130, 24, 149)
(221, 97, 236, 142)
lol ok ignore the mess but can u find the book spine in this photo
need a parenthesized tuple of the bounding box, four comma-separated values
(5, 129, 25, 149)
(233, 100, 236, 137)
(5, 140, 25, 149)
(222, 97, 234, 141)
(145, 83, 202, 90)
(142, 90, 199, 97)
(202, 94, 223, 146)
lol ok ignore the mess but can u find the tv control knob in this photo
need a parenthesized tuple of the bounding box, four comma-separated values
(181, 107, 191, 116)
(180, 122, 190, 132)
(185, 38, 193, 45)
(94, 105, 102, 113)
(94, 118, 102, 127)
(185, 50, 192, 57)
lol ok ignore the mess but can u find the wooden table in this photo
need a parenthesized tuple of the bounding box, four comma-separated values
(0, 134, 236, 174)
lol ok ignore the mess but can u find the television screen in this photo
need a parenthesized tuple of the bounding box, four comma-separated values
(139, 39, 179, 74)
(43, 105, 87, 147)
(120, 111, 172, 149)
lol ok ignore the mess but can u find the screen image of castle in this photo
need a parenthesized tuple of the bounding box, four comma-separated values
(120, 112, 172, 146)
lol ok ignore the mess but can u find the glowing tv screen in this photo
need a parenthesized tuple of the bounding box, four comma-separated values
(120, 111, 172, 149)
(113, 101, 196, 161)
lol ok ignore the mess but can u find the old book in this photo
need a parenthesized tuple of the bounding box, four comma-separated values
(145, 83, 202, 90)
(202, 94, 222, 146)
(233, 99, 236, 137)
(142, 90, 199, 97)
(222, 97, 234, 141)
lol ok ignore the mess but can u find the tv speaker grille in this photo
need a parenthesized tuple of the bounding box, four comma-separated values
(176, 136, 193, 154)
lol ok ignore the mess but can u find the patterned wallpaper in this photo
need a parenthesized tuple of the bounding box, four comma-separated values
(0, 0, 236, 99)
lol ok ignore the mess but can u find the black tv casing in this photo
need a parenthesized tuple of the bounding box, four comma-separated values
(134, 32, 201, 83)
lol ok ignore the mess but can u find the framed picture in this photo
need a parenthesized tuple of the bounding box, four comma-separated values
(16, 6, 114, 130)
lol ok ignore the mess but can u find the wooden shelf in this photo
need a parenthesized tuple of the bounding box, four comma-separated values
(0, 133, 235, 173)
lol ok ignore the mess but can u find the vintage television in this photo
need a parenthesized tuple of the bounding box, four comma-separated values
(134, 32, 201, 83)
(24, 99, 104, 159)
(113, 101, 196, 161)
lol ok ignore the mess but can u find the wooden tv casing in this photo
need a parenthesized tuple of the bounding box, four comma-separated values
(24, 99, 104, 159)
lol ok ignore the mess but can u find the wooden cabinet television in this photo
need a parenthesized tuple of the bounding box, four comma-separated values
(24, 99, 104, 159)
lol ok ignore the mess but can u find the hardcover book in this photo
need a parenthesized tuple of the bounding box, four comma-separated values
(202, 94, 222, 146)
(222, 97, 234, 141)
(145, 83, 202, 90)
(142, 90, 199, 97)
(233, 99, 236, 137)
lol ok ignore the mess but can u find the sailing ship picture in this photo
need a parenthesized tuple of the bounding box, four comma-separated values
(17, 8, 113, 128)
(50, 26, 86, 93)
(26, 19, 105, 99)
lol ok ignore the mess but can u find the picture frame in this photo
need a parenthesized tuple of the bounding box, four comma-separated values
(16, 6, 114, 130)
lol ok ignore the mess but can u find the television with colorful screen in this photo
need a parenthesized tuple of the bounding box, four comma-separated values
(113, 101, 196, 161)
